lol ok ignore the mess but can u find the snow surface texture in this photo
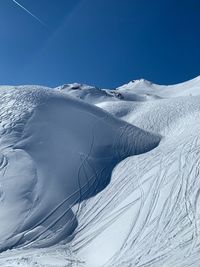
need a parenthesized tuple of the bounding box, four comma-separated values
(0, 76, 200, 266)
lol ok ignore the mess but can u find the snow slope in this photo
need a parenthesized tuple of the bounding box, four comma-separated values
(0, 86, 159, 255)
(116, 76, 200, 98)
(1, 76, 200, 266)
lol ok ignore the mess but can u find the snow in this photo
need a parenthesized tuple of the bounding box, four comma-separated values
(116, 76, 200, 98)
(55, 83, 115, 104)
(1, 76, 200, 266)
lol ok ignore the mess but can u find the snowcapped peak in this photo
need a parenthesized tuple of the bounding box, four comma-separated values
(54, 83, 110, 104)
(131, 78, 152, 84)
(116, 78, 155, 95)
(129, 78, 154, 88)
(55, 83, 97, 91)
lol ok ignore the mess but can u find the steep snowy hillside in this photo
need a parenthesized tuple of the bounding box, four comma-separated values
(0, 76, 200, 267)
(0, 85, 159, 262)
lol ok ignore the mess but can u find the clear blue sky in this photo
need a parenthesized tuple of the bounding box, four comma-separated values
(0, 0, 200, 88)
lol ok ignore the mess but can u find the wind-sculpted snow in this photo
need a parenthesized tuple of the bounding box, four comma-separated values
(0, 86, 160, 254)
(1, 76, 200, 267)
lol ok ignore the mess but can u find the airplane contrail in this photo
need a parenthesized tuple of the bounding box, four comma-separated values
(12, 0, 47, 27)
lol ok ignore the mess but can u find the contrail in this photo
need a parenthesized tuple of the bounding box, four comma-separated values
(12, 0, 47, 27)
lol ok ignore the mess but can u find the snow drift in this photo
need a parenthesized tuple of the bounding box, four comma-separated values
(0, 86, 160, 253)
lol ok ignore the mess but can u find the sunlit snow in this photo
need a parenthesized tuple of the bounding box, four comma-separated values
(0, 76, 200, 266)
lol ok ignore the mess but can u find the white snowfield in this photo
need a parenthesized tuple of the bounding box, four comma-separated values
(0, 76, 200, 266)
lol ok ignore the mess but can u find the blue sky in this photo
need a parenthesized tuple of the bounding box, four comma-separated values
(0, 0, 200, 88)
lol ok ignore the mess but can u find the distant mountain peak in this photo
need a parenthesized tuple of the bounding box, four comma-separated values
(131, 78, 152, 83)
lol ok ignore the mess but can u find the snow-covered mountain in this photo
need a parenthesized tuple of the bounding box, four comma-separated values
(0, 76, 200, 266)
